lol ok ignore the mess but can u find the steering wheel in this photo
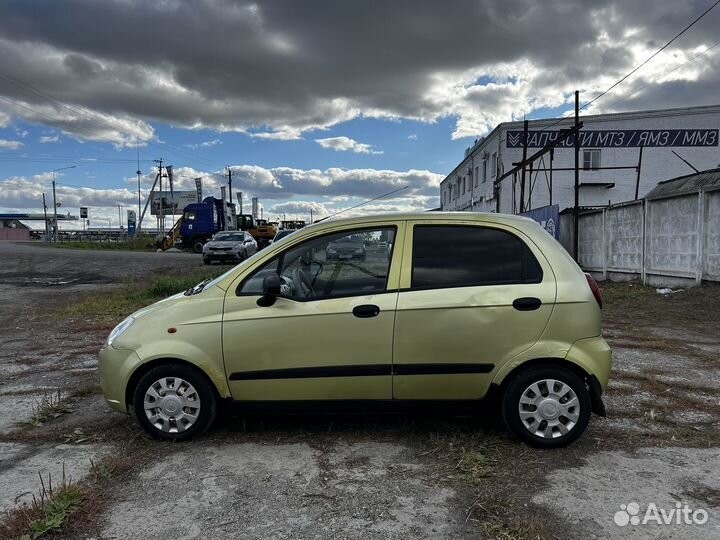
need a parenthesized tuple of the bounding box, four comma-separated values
(291, 268, 313, 298)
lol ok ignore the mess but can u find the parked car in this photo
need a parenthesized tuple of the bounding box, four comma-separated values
(202, 231, 257, 264)
(327, 234, 366, 260)
(270, 229, 296, 244)
(99, 212, 610, 447)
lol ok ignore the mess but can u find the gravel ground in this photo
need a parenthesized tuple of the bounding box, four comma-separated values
(1, 242, 719, 539)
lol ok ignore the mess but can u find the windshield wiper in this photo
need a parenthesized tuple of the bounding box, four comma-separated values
(184, 278, 212, 296)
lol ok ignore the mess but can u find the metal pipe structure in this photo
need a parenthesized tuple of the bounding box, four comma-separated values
(51, 165, 76, 243)
(573, 90, 580, 261)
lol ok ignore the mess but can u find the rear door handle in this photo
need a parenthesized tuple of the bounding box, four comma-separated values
(512, 297, 542, 311)
(353, 304, 380, 318)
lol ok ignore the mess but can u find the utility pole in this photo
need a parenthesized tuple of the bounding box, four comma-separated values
(227, 166, 233, 204)
(635, 146, 645, 200)
(310, 208, 313, 223)
(519, 119, 529, 214)
(573, 90, 580, 261)
(42, 193, 49, 240)
(238, 191, 243, 215)
(51, 165, 76, 243)
(136, 147, 142, 236)
(153, 158, 163, 237)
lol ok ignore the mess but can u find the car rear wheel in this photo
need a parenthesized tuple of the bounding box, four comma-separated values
(191, 239, 204, 253)
(133, 363, 217, 441)
(502, 366, 591, 448)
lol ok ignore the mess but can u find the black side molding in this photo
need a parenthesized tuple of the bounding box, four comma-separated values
(393, 363, 495, 375)
(229, 364, 390, 381)
(229, 363, 495, 381)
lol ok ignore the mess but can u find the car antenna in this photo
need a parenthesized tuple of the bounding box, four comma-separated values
(315, 185, 409, 223)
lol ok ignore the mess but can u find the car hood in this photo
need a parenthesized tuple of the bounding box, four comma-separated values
(205, 240, 242, 248)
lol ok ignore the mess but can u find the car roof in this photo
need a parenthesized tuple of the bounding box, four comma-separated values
(304, 211, 537, 231)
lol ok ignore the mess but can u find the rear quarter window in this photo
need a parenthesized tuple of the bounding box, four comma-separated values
(411, 225, 543, 289)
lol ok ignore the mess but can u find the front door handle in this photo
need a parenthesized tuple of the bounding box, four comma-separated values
(512, 297, 542, 311)
(353, 304, 380, 318)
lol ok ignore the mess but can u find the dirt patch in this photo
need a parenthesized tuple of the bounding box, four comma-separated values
(99, 439, 478, 540)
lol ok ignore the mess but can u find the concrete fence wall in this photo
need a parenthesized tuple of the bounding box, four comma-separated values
(564, 188, 720, 286)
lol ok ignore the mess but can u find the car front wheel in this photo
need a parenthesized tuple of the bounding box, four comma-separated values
(133, 363, 217, 441)
(502, 366, 591, 448)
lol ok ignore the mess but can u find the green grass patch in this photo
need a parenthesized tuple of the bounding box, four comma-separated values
(51, 237, 158, 251)
(0, 466, 84, 540)
(62, 269, 227, 322)
(455, 448, 495, 484)
(19, 391, 74, 428)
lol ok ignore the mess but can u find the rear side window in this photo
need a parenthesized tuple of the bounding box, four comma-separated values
(411, 225, 542, 289)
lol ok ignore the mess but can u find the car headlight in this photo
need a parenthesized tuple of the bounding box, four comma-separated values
(354, 248, 364, 253)
(107, 316, 135, 346)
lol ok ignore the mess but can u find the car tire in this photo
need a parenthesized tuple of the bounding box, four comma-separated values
(191, 239, 204, 253)
(501, 365, 591, 448)
(133, 363, 218, 441)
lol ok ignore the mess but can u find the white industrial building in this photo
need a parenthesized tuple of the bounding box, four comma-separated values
(440, 105, 720, 214)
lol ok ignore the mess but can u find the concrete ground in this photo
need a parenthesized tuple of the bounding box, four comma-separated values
(0, 242, 719, 539)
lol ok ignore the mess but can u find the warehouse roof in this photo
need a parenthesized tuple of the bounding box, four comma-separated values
(645, 168, 720, 200)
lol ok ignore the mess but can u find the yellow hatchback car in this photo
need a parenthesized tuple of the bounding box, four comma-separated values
(99, 212, 611, 448)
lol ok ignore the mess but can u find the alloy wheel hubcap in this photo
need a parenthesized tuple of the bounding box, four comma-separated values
(144, 376, 201, 433)
(518, 379, 579, 439)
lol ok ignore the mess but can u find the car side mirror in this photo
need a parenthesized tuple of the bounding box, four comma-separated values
(257, 274, 281, 307)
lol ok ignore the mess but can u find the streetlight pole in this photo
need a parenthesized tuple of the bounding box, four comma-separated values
(51, 165, 76, 243)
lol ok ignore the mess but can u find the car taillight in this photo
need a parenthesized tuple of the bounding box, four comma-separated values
(585, 273, 603, 309)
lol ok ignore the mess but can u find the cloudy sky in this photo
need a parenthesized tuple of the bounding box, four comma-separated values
(1, 0, 719, 228)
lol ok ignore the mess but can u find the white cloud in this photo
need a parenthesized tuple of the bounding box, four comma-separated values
(407, 134, 418, 140)
(0, 139, 23, 150)
(39, 135, 60, 143)
(15, 127, 28, 138)
(185, 138, 222, 149)
(315, 136, 383, 155)
(269, 200, 330, 217)
(0, 2, 717, 144)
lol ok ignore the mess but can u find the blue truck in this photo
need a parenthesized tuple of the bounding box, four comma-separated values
(169, 197, 236, 252)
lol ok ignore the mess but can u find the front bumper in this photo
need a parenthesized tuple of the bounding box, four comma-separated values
(99, 345, 142, 413)
(204, 252, 242, 261)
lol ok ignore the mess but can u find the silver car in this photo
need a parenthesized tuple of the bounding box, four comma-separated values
(202, 231, 258, 264)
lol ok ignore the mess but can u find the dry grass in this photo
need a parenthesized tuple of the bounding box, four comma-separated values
(61, 269, 226, 323)
(0, 466, 84, 540)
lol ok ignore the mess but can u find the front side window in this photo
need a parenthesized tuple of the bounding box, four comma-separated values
(238, 227, 396, 300)
(583, 149, 601, 170)
(411, 225, 542, 289)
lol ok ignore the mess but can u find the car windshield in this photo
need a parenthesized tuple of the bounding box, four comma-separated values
(213, 233, 244, 242)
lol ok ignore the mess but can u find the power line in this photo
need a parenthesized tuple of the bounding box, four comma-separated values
(605, 38, 720, 109)
(527, 0, 720, 134)
(583, 0, 720, 110)
(316, 185, 410, 222)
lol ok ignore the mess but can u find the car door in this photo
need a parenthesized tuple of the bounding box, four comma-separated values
(244, 232, 257, 256)
(392, 221, 556, 400)
(222, 222, 404, 401)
